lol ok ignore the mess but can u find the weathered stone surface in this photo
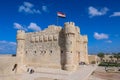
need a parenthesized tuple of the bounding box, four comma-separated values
(16, 22, 89, 73)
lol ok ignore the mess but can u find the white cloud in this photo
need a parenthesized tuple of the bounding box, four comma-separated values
(0, 40, 7, 43)
(28, 23, 41, 31)
(88, 6, 109, 17)
(13, 22, 23, 29)
(33, 9, 41, 13)
(23, 2, 33, 8)
(42, 5, 48, 12)
(94, 32, 109, 40)
(106, 40, 112, 43)
(13, 22, 41, 32)
(0, 40, 16, 53)
(0, 40, 16, 45)
(9, 42, 16, 45)
(18, 2, 41, 14)
(13, 22, 27, 31)
(110, 12, 120, 17)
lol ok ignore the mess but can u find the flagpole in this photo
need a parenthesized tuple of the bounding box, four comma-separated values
(56, 16, 59, 26)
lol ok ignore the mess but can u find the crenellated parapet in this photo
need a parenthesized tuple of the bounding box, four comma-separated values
(47, 25, 62, 31)
(82, 35, 88, 43)
(17, 30, 25, 40)
(75, 26, 80, 34)
(64, 22, 76, 34)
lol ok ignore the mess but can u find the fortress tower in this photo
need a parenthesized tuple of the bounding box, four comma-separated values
(64, 22, 77, 71)
(16, 30, 25, 73)
(83, 36, 89, 64)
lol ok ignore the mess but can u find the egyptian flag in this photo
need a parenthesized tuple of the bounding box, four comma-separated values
(57, 12, 66, 18)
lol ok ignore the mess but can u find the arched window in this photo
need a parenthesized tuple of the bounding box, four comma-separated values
(61, 50, 63, 53)
(50, 50, 52, 53)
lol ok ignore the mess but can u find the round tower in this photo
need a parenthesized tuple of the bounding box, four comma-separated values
(64, 22, 77, 71)
(16, 30, 25, 73)
(83, 36, 89, 64)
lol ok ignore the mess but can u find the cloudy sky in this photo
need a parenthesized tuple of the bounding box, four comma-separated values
(0, 0, 120, 54)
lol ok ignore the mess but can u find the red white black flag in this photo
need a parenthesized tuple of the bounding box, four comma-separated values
(57, 12, 66, 18)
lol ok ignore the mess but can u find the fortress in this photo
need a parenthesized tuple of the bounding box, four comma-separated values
(16, 22, 89, 73)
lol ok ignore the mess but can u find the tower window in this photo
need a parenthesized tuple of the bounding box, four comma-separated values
(26, 51, 27, 54)
(49, 50, 53, 56)
(61, 50, 63, 53)
(50, 50, 52, 53)
(33, 51, 37, 56)
(44, 51, 46, 53)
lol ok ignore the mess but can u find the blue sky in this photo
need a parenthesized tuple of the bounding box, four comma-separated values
(0, 0, 120, 54)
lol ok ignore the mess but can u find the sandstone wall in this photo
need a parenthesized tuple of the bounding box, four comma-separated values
(23, 25, 65, 69)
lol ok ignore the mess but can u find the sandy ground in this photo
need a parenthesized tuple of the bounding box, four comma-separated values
(88, 67, 120, 80)
(0, 65, 97, 80)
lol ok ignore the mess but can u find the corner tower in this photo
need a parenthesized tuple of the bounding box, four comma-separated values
(64, 22, 77, 71)
(83, 36, 89, 64)
(16, 30, 25, 73)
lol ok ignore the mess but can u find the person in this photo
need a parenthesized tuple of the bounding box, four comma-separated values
(12, 64, 17, 71)
(30, 69, 34, 74)
(27, 68, 29, 72)
(105, 66, 108, 72)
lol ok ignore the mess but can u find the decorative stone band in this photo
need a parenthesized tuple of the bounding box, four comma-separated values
(30, 35, 58, 42)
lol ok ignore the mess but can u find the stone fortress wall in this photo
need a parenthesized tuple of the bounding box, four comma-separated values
(16, 22, 89, 73)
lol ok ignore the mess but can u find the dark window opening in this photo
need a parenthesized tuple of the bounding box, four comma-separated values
(50, 50, 52, 53)
(35, 51, 36, 53)
(61, 50, 63, 53)
(71, 51, 72, 53)
(26, 51, 27, 54)
(44, 51, 46, 53)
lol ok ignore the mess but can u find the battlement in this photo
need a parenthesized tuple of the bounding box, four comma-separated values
(47, 25, 62, 31)
(82, 35, 88, 43)
(64, 22, 76, 34)
(64, 22, 75, 26)
(17, 30, 25, 40)
(76, 26, 80, 33)
(17, 30, 25, 34)
(48, 25, 56, 29)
